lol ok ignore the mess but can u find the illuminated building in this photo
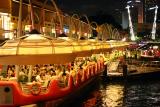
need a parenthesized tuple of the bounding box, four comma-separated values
(0, 0, 91, 39)
(0, 0, 12, 39)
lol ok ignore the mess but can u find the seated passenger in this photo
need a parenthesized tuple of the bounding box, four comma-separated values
(18, 69, 28, 82)
(58, 69, 69, 87)
(55, 66, 62, 76)
(50, 69, 58, 80)
(35, 72, 44, 83)
(7, 68, 15, 79)
(70, 67, 76, 76)
(50, 69, 56, 76)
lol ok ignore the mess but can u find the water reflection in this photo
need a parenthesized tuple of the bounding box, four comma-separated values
(81, 78, 160, 107)
(104, 84, 124, 107)
(82, 81, 124, 107)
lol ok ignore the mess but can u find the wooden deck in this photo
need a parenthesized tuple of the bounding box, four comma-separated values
(106, 59, 160, 78)
(129, 66, 160, 75)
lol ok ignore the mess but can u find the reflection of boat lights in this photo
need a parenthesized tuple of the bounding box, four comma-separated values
(105, 85, 124, 107)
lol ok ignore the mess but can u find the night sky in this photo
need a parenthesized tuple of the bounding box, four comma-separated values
(56, 0, 128, 16)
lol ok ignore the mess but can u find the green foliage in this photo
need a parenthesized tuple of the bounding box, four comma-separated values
(93, 56, 97, 62)
(18, 75, 28, 83)
(1, 71, 7, 78)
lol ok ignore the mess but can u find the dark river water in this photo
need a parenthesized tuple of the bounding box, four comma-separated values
(68, 76, 160, 107)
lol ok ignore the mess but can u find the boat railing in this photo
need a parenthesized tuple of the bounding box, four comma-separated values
(20, 82, 49, 95)
(17, 61, 104, 95)
(0, 60, 104, 106)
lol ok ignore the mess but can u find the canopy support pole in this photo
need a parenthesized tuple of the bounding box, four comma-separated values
(28, 65, 33, 82)
(15, 65, 20, 82)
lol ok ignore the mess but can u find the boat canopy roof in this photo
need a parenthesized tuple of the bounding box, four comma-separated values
(0, 34, 129, 65)
(0, 34, 76, 65)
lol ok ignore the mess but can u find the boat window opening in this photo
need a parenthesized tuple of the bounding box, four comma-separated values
(0, 53, 105, 87)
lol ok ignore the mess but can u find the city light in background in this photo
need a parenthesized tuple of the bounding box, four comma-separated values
(149, 5, 158, 40)
(126, 5, 136, 41)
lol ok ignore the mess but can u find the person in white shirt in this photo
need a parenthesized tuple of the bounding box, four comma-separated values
(35, 72, 44, 83)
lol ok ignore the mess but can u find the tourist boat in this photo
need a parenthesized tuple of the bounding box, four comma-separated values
(106, 41, 160, 79)
(138, 42, 160, 59)
(0, 30, 130, 107)
(0, 0, 130, 106)
(0, 3, 129, 103)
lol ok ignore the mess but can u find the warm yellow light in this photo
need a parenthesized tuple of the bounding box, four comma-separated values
(103, 85, 124, 106)
(0, 34, 76, 55)
(84, 33, 87, 36)
(25, 34, 45, 40)
(42, 27, 46, 33)
(88, 33, 91, 37)
(59, 30, 62, 34)
(72, 30, 75, 34)
(10, 22, 14, 30)
(52, 28, 56, 33)
(0, 12, 9, 16)
(25, 25, 31, 32)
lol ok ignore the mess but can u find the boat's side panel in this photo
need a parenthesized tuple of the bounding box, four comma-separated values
(0, 61, 104, 107)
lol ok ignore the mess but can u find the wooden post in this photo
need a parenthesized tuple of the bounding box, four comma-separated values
(103, 64, 107, 77)
(123, 63, 128, 79)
